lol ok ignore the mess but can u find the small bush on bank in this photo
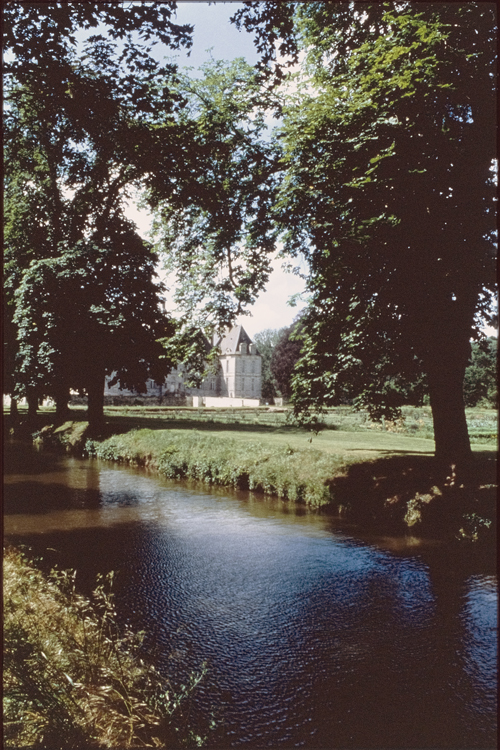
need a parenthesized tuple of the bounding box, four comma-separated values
(3, 547, 208, 748)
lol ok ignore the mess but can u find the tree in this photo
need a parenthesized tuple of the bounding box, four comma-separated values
(270, 320, 304, 401)
(3, 3, 192, 76)
(14, 228, 175, 427)
(149, 58, 281, 331)
(3, 3, 192, 422)
(233, 2, 497, 471)
(463, 338, 498, 408)
(253, 329, 281, 402)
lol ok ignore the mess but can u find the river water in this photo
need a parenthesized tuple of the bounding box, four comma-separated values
(4, 443, 497, 748)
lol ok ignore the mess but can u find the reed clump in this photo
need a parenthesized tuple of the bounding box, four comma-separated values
(3, 546, 208, 748)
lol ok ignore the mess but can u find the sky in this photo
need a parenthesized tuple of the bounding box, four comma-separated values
(123, 1, 307, 338)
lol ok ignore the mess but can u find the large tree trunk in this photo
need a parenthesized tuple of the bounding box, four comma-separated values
(54, 385, 70, 422)
(427, 369, 471, 465)
(87, 371, 105, 431)
(425, 336, 473, 479)
(26, 387, 39, 424)
(9, 395, 19, 423)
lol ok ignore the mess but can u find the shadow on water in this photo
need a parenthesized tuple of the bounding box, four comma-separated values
(3, 439, 67, 475)
(4, 481, 103, 515)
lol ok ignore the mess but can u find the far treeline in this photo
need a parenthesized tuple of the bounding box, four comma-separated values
(3, 2, 497, 477)
(256, 324, 498, 414)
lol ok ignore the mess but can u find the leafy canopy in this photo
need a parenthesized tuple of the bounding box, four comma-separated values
(3, 1, 193, 405)
(149, 57, 282, 332)
(270, 4, 496, 423)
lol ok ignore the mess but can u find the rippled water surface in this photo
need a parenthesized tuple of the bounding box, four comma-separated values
(4, 444, 497, 748)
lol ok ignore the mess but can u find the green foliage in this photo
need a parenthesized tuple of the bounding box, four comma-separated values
(253, 328, 281, 401)
(230, 2, 299, 81)
(144, 3, 496, 464)
(3, 547, 208, 748)
(463, 337, 498, 407)
(271, 3, 496, 463)
(4, 2, 496, 467)
(149, 58, 281, 329)
(292, 325, 428, 421)
(270, 318, 304, 400)
(158, 326, 220, 390)
(13, 232, 175, 403)
(3, 6, 193, 416)
(3, 4, 193, 77)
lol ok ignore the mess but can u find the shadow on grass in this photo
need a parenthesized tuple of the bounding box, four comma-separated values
(348, 448, 434, 455)
(327, 452, 497, 540)
(101, 414, 316, 437)
(5, 408, 307, 440)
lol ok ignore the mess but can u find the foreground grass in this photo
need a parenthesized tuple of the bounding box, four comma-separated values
(3, 547, 208, 749)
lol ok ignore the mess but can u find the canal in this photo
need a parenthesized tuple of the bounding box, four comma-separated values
(4, 443, 497, 748)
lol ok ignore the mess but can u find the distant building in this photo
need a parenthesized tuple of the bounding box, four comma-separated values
(104, 324, 261, 406)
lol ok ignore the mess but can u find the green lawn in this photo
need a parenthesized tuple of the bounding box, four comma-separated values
(10, 403, 498, 461)
(96, 403, 497, 460)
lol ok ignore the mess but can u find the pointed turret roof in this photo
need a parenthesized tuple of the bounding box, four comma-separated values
(216, 325, 257, 354)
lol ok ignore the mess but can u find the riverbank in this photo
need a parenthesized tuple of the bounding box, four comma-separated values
(87, 427, 496, 542)
(6, 405, 497, 542)
(3, 546, 207, 749)
(5, 428, 496, 749)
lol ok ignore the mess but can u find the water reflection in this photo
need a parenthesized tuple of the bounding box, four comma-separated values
(460, 576, 498, 732)
(3, 444, 497, 748)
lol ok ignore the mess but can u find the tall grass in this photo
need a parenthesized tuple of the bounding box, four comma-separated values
(88, 429, 352, 507)
(3, 547, 209, 748)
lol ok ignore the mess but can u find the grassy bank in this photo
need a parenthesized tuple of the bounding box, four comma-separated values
(87, 421, 496, 541)
(3, 547, 208, 749)
(89, 427, 354, 506)
(6, 404, 497, 539)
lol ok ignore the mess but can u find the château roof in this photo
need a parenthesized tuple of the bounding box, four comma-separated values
(216, 325, 258, 355)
